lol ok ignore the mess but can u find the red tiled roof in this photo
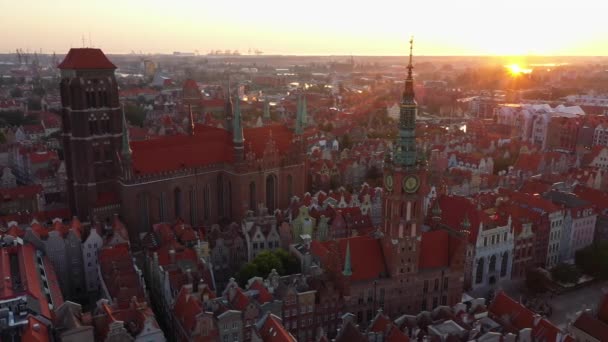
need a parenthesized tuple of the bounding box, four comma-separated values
(369, 312, 393, 333)
(130, 124, 233, 174)
(419, 230, 450, 269)
(96, 191, 120, 207)
(0, 184, 43, 200)
(231, 288, 251, 311)
(23, 124, 45, 134)
(20, 315, 50, 342)
(58, 48, 117, 70)
(249, 280, 274, 304)
(514, 153, 542, 173)
(243, 125, 294, 158)
(320, 235, 386, 282)
(437, 195, 487, 243)
(489, 291, 534, 330)
(259, 314, 296, 342)
(183, 79, 199, 90)
(572, 312, 608, 341)
(598, 294, 608, 324)
(28, 151, 58, 164)
(173, 287, 203, 332)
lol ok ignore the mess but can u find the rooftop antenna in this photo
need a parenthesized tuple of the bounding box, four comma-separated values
(81, 34, 86, 48)
(89, 31, 93, 48)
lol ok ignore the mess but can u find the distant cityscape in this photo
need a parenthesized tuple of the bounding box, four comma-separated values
(0, 36, 608, 342)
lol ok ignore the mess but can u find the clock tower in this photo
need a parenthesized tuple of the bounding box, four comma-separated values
(382, 38, 428, 240)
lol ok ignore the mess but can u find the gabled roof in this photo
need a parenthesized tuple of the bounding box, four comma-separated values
(58, 48, 117, 70)
(259, 314, 296, 342)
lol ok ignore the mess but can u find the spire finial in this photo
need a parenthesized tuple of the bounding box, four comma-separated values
(188, 104, 195, 136)
(407, 36, 414, 79)
(342, 240, 352, 277)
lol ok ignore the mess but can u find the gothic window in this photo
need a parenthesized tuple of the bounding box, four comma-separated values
(217, 174, 224, 217)
(159, 192, 166, 222)
(500, 252, 509, 277)
(174, 187, 182, 219)
(203, 185, 210, 220)
(89, 118, 98, 135)
(138, 193, 150, 232)
(249, 181, 256, 211)
(489, 255, 497, 272)
(100, 116, 110, 134)
(475, 259, 484, 284)
(189, 188, 197, 225)
(266, 174, 276, 213)
(228, 181, 232, 216)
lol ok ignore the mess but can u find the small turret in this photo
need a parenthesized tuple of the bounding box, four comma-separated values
(342, 240, 352, 277)
(263, 100, 271, 121)
(431, 200, 442, 223)
(461, 212, 471, 234)
(233, 93, 244, 161)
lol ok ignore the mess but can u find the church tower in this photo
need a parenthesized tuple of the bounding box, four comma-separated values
(381, 38, 428, 277)
(59, 48, 123, 221)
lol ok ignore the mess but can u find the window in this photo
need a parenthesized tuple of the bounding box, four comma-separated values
(174, 187, 182, 219)
(432, 297, 438, 308)
(489, 255, 497, 272)
(203, 185, 210, 220)
(441, 295, 447, 305)
(434, 279, 439, 291)
(249, 181, 256, 211)
(443, 277, 448, 290)
(484, 237, 487, 247)
(423, 280, 428, 293)
(476, 258, 484, 284)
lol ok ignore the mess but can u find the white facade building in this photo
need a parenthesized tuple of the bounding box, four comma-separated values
(472, 217, 514, 291)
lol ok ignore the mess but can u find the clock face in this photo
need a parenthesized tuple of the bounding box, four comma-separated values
(384, 175, 394, 191)
(403, 175, 420, 193)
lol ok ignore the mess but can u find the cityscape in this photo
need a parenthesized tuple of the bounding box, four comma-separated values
(2, 1, 608, 342)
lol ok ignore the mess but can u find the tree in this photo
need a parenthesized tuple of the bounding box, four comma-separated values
(10, 87, 23, 98)
(550, 263, 581, 284)
(340, 134, 352, 150)
(575, 242, 608, 279)
(235, 249, 301, 287)
(124, 103, 146, 127)
(525, 268, 548, 294)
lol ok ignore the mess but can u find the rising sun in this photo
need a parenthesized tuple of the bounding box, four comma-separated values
(507, 64, 532, 76)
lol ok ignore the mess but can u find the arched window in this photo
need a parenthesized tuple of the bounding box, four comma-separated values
(249, 182, 256, 211)
(159, 192, 166, 222)
(266, 174, 276, 212)
(475, 258, 484, 284)
(227, 181, 232, 217)
(203, 185, 210, 220)
(500, 252, 509, 277)
(217, 174, 224, 217)
(174, 187, 182, 219)
(287, 174, 293, 202)
(189, 188, 197, 225)
(138, 193, 150, 232)
(489, 255, 497, 272)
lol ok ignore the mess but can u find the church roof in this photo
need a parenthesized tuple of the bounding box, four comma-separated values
(419, 229, 450, 269)
(58, 48, 117, 70)
(130, 124, 294, 175)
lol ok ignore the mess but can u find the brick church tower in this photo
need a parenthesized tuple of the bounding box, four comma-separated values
(381, 38, 429, 277)
(59, 48, 123, 221)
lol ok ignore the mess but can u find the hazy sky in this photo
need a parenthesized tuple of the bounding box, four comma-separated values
(2, 0, 607, 56)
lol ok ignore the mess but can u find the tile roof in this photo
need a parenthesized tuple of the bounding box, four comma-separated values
(572, 312, 608, 341)
(319, 235, 387, 282)
(130, 124, 233, 174)
(20, 315, 50, 342)
(419, 230, 450, 269)
(259, 314, 296, 342)
(58, 48, 117, 70)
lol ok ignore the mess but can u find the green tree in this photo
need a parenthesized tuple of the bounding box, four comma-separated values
(10, 87, 23, 98)
(525, 268, 548, 294)
(234, 249, 301, 287)
(575, 242, 608, 279)
(125, 103, 146, 127)
(340, 134, 352, 150)
(551, 263, 581, 284)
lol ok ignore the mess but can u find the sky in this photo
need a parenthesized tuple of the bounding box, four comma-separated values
(1, 0, 607, 56)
